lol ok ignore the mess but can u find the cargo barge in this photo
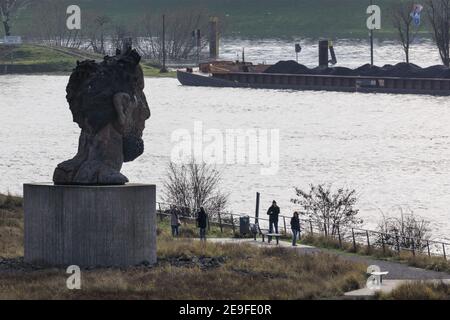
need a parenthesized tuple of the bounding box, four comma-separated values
(177, 70, 450, 96)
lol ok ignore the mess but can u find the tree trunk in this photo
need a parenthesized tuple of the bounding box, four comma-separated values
(2, 20, 10, 36)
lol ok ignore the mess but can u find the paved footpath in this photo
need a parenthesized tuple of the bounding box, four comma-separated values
(209, 238, 450, 281)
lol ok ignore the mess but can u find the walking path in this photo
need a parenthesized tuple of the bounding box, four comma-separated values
(209, 238, 450, 280)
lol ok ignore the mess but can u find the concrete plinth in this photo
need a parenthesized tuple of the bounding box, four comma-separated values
(24, 183, 156, 267)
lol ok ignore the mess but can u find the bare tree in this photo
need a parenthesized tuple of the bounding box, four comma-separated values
(29, 0, 82, 48)
(426, 0, 450, 66)
(291, 184, 362, 236)
(135, 11, 209, 63)
(0, 0, 30, 36)
(391, 1, 420, 64)
(162, 159, 229, 218)
(377, 209, 431, 252)
(84, 13, 111, 54)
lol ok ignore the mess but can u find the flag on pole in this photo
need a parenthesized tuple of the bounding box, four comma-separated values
(411, 4, 423, 27)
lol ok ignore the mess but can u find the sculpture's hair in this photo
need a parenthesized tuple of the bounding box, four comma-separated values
(66, 48, 142, 133)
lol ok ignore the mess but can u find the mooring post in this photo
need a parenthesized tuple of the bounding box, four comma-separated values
(318, 40, 329, 67)
(209, 16, 219, 59)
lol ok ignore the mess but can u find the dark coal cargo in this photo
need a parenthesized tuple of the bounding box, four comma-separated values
(265, 60, 450, 79)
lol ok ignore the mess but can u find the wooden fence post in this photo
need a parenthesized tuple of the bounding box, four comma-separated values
(351, 228, 356, 252)
(337, 225, 342, 248)
(231, 214, 236, 234)
(309, 221, 313, 235)
(366, 230, 370, 251)
(218, 212, 223, 233)
(427, 241, 431, 257)
(443, 243, 447, 260)
(381, 233, 386, 254)
(411, 239, 415, 257)
(283, 216, 287, 235)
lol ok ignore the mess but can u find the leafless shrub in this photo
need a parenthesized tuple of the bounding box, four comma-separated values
(291, 184, 362, 236)
(376, 209, 432, 252)
(135, 11, 209, 63)
(162, 159, 229, 218)
(426, 0, 450, 66)
(0, 0, 30, 36)
(28, 0, 82, 48)
(391, 0, 420, 63)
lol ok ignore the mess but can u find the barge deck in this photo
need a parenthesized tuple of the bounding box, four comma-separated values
(177, 70, 450, 96)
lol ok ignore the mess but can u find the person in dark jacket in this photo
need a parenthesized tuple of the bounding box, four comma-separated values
(197, 207, 208, 241)
(267, 200, 280, 242)
(290, 212, 301, 246)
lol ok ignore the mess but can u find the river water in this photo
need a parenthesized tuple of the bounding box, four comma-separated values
(1, 39, 450, 240)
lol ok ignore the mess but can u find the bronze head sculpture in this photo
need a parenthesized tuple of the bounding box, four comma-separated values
(53, 48, 151, 185)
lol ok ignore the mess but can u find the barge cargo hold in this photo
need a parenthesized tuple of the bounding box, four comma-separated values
(177, 70, 450, 96)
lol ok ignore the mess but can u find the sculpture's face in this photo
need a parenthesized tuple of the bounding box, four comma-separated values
(66, 50, 150, 163)
(115, 66, 151, 162)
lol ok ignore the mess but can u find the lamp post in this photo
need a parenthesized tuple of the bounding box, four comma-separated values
(160, 14, 168, 73)
(370, 0, 374, 66)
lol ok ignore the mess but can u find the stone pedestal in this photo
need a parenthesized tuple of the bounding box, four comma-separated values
(23, 183, 156, 267)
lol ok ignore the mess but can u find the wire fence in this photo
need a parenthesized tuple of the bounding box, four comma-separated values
(156, 201, 449, 260)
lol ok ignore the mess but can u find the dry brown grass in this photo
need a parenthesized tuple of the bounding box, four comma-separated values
(0, 239, 366, 300)
(0, 193, 24, 258)
(376, 281, 450, 300)
(301, 233, 450, 273)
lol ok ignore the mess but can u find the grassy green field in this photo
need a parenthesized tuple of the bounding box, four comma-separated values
(0, 44, 174, 76)
(7, 0, 428, 39)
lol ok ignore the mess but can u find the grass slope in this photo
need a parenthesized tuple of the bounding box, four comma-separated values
(0, 44, 174, 77)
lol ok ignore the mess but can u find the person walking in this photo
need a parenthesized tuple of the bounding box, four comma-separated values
(267, 200, 280, 243)
(197, 207, 208, 241)
(170, 206, 181, 237)
(290, 212, 301, 246)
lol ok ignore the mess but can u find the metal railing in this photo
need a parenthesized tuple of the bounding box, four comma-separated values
(156, 201, 449, 260)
